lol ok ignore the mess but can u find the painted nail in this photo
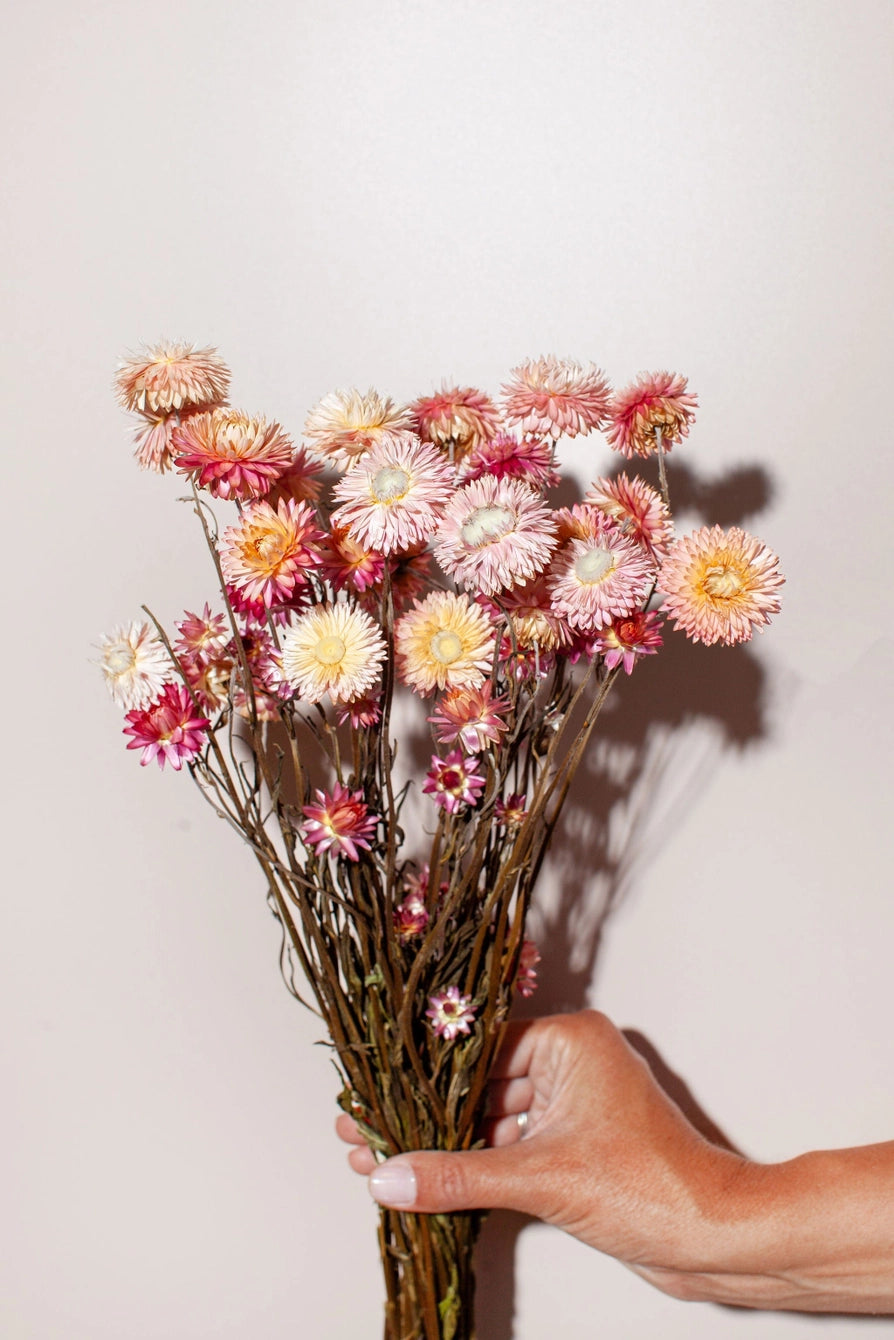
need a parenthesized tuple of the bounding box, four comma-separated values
(369, 1159, 417, 1208)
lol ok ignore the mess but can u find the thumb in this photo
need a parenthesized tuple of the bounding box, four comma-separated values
(368, 1146, 530, 1215)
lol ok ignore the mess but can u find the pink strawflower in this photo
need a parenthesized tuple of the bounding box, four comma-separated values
(410, 384, 502, 457)
(463, 432, 560, 490)
(335, 695, 382, 729)
(401, 863, 448, 905)
(300, 782, 379, 861)
(585, 473, 673, 555)
(592, 611, 663, 673)
(548, 511, 655, 631)
(426, 986, 477, 1041)
(495, 793, 527, 827)
(423, 749, 486, 814)
(484, 574, 571, 653)
(174, 604, 229, 666)
(607, 371, 698, 459)
(321, 526, 387, 595)
(303, 389, 414, 471)
(660, 526, 784, 646)
(393, 894, 430, 942)
(428, 683, 510, 753)
(516, 939, 541, 998)
(115, 341, 231, 415)
(435, 475, 557, 596)
(395, 590, 496, 695)
(500, 356, 611, 439)
(123, 683, 210, 771)
(225, 581, 292, 628)
(265, 446, 325, 506)
(173, 409, 294, 500)
(219, 497, 322, 607)
(331, 435, 454, 554)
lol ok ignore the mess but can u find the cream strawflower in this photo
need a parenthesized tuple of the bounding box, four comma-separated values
(331, 436, 454, 554)
(659, 526, 784, 646)
(97, 621, 176, 710)
(115, 341, 230, 414)
(280, 603, 386, 703)
(395, 590, 496, 695)
(303, 388, 414, 471)
(434, 476, 557, 596)
(500, 355, 611, 438)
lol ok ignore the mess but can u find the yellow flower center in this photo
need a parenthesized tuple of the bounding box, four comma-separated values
(315, 634, 347, 665)
(574, 546, 615, 585)
(107, 646, 137, 674)
(703, 564, 744, 599)
(460, 504, 514, 548)
(371, 465, 411, 503)
(254, 532, 287, 565)
(430, 630, 464, 664)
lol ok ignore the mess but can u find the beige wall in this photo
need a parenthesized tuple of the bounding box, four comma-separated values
(4, 1, 893, 1336)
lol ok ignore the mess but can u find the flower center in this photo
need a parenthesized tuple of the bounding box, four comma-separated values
(703, 564, 743, 599)
(107, 646, 136, 674)
(315, 634, 347, 665)
(255, 533, 286, 565)
(460, 504, 514, 548)
(574, 546, 615, 585)
(371, 465, 411, 503)
(442, 767, 464, 793)
(430, 630, 464, 664)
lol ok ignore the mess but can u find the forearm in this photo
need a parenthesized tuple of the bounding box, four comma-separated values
(650, 1142, 894, 1313)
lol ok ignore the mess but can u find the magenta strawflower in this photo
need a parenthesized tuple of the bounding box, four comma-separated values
(174, 604, 229, 666)
(123, 683, 210, 771)
(426, 987, 477, 1041)
(516, 939, 541, 998)
(331, 435, 454, 554)
(660, 526, 784, 646)
(592, 611, 663, 673)
(500, 356, 611, 438)
(335, 695, 382, 729)
(173, 409, 295, 500)
(607, 371, 698, 459)
(422, 749, 486, 814)
(428, 684, 510, 753)
(495, 793, 527, 827)
(393, 894, 430, 942)
(300, 783, 379, 861)
(435, 475, 557, 596)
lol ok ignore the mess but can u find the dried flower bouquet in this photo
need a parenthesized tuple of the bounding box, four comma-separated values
(100, 346, 783, 1339)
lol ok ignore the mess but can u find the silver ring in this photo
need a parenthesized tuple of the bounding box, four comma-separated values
(517, 1111, 529, 1138)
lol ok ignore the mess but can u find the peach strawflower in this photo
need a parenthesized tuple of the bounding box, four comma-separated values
(123, 683, 210, 771)
(410, 384, 501, 457)
(659, 526, 784, 646)
(426, 986, 476, 1040)
(548, 513, 655, 631)
(97, 621, 175, 710)
(265, 446, 325, 507)
(321, 527, 386, 596)
(435, 476, 557, 596)
(585, 473, 673, 555)
(331, 436, 454, 554)
(395, 590, 496, 695)
(115, 341, 230, 415)
(500, 355, 611, 439)
(463, 432, 560, 490)
(303, 389, 414, 471)
(300, 782, 379, 862)
(219, 498, 322, 607)
(428, 683, 510, 753)
(173, 409, 294, 500)
(607, 371, 698, 459)
(280, 603, 386, 703)
(130, 411, 185, 473)
(487, 575, 571, 653)
(592, 611, 663, 673)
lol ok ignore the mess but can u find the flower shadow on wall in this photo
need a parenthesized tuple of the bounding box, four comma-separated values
(474, 456, 779, 1340)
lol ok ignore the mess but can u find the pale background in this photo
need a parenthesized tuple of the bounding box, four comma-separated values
(3, 1, 893, 1337)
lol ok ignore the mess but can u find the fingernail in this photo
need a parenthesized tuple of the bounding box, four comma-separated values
(369, 1159, 417, 1208)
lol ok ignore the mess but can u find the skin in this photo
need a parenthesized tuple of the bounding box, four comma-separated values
(336, 1010, 894, 1313)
